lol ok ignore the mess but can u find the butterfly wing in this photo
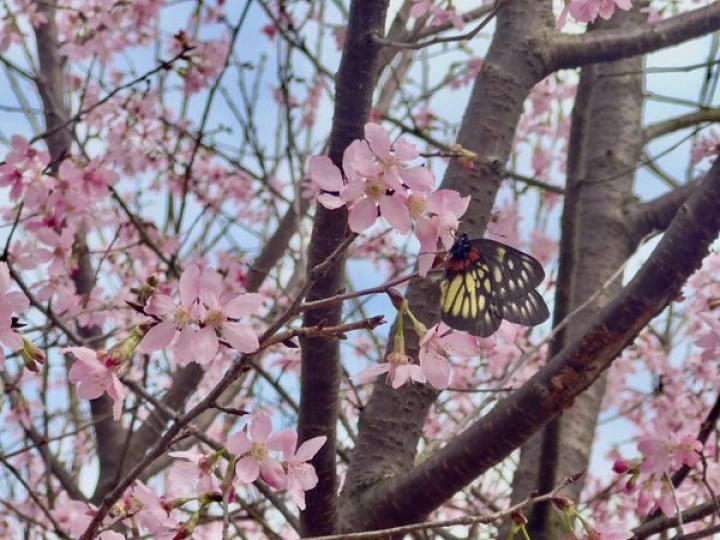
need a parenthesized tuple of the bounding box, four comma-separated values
(439, 262, 501, 337)
(473, 239, 545, 301)
(495, 289, 550, 326)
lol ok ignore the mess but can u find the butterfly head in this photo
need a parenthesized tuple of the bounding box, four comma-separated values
(449, 232, 471, 260)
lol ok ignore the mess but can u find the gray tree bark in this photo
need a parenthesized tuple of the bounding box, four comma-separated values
(505, 7, 648, 538)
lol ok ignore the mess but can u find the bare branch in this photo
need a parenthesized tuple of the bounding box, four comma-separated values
(643, 109, 720, 143)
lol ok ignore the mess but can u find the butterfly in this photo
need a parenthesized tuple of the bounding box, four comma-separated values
(439, 233, 549, 337)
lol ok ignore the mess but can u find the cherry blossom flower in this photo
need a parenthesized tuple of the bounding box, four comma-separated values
(52, 495, 97, 538)
(281, 434, 327, 510)
(0, 262, 29, 359)
(169, 449, 221, 496)
(415, 190, 471, 276)
(225, 411, 292, 489)
(418, 323, 478, 389)
(133, 481, 180, 539)
(559, 0, 632, 25)
(66, 347, 126, 420)
(355, 336, 426, 389)
(198, 268, 263, 360)
(137, 264, 203, 365)
(308, 155, 346, 210)
(696, 312, 720, 361)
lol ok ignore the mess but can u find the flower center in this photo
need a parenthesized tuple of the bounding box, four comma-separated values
(173, 306, 192, 327)
(408, 194, 426, 219)
(365, 179, 385, 200)
(205, 309, 226, 328)
(251, 443, 269, 463)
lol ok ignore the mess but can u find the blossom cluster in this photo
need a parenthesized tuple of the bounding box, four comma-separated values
(53, 411, 326, 538)
(308, 122, 470, 276)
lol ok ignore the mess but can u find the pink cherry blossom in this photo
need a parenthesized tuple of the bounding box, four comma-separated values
(562, 0, 632, 24)
(137, 264, 203, 365)
(419, 323, 478, 389)
(133, 481, 180, 539)
(308, 155, 346, 210)
(199, 267, 263, 359)
(281, 434, 327, 510)
(66, 347, 126, 420)
(696, 312, 720, 361)
(355, 337, 427, 389)
(414, 190, 471, 276)
(169, 449, 221, 496)
(225, 411, 293, 489)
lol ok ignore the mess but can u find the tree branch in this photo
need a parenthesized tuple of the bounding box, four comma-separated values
(628, 181, 698, 245)
(348, 155, 720, 529)
(643, 109, 720, 143)
(551, 2, 720, 70)
(297, 1, 389, 535)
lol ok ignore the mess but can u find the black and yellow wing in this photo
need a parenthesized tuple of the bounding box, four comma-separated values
(439, 234, 549, 337)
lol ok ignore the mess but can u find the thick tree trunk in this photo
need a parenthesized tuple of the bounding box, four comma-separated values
(339, 0, 556, 531)
(506, 7, 647, 538)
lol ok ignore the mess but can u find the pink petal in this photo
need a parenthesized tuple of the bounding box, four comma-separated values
(226, 431, 253, 455)
(296, 464, 319, 490)
(179, 264, 201, 307)
(222, 322, 259, 353)
(0, 329, 23, 350)
(380, 194, 411, 234)
(191, 326, 219, 365)
(174, 326, 196, 365)
(0, 263, 10, 292)
(64, 347, 102, 369)
(364, 122, 391, 158)
(267, 429, 296, 453)
(259, 459, 286, 489)
(144, 294, 176, 317)
(234, 456, 260, 484)
(400, 166, 434, 193)
(394, 138, 419, 161)
(353, 363, 390, 384)
(199, 267, 224, 308)
(251, 411, 273, 442)
(348, 198, 379, 233)
(224, 293, 264, 319)
(309, 155, 344, 191)
(420, 353, 451, 390)
(281, 431, 299, 459)
(295, 436, 327, 462)
(318, 193, 346, 210)
(344, 139, 380, 179)
(137, 320, 176, 353)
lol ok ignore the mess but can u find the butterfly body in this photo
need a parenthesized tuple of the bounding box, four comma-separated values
(440, 233, 549, 337)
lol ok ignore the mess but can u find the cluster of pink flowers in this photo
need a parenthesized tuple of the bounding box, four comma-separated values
(170, 33, 230, 94)
(58, 0, 164, 61)
(613, 420, 703, 517)
(54, 412, 326, 539)
(137, 264, 264, 366)
(410, 1, 465, 30)
(308, 122, 470, 276)
(355, 322, 478, 390)
(557, 0, 632, 26)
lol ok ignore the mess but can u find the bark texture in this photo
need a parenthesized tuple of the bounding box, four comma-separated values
(339, 0, 557, 531)
(507, 8, 648, 538)
(33, 3, 128, 503)
(298, 1, 390, 535)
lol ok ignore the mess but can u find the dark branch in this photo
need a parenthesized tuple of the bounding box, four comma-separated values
(348, 155, 720, 529)
(629, 181, 698, 246)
